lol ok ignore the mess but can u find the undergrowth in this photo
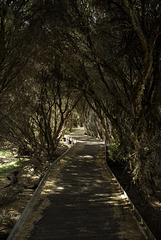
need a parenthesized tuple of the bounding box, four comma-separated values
(107, 141, 122, 162)
(0, 150, 27, 174)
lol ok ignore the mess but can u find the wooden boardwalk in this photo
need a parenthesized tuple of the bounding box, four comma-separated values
(7, 130, 155, 240)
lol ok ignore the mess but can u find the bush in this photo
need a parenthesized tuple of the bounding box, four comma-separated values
(107, 141, 122, 162)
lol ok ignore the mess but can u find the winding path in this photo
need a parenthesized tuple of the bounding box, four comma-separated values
(7, 129, 155, 240)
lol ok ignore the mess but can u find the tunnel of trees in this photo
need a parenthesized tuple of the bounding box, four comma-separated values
(1, 0, 161, 202)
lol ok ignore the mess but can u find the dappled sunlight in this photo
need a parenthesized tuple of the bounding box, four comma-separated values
(0, 157, 30, 176)
(0, 160, 16, 167)
(0, 159, 20, 174)
(95, 179, 103, 183)
(56, 186, 64, 190)
(21, 171, 39, 180)
(59, 159, 68, 164)
(70, 164, 78, 168)
(0, 208, 20, 234)
(41, 179, 57, 195)
(6, 134, 149, 240)
(39, 164, 130, 211)
(6, 208, 20, 219)
(80, 155, 93, 159)
(103, 195, 127, 206)
(26, 140, 130, 214)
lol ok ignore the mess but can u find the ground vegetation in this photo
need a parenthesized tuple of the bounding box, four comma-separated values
(1, 0, 161, 238)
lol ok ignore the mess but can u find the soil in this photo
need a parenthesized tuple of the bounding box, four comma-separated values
(108, 160, 161, 240)
(0, 142, 69, 240)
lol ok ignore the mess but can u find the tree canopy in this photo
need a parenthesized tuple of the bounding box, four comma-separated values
(1, 0, 161, 200)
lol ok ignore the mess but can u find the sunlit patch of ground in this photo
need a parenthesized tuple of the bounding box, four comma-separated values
(0, 143, 69, 239)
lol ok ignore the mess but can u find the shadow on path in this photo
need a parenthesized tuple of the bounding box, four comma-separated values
(7, 129, 153, 240)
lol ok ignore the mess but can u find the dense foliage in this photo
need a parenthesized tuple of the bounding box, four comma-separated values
(1, 0, 161, 200)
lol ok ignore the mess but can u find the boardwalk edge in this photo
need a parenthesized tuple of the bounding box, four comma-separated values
(7, 136, 77, 240)
(105, 144, 156, 240)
